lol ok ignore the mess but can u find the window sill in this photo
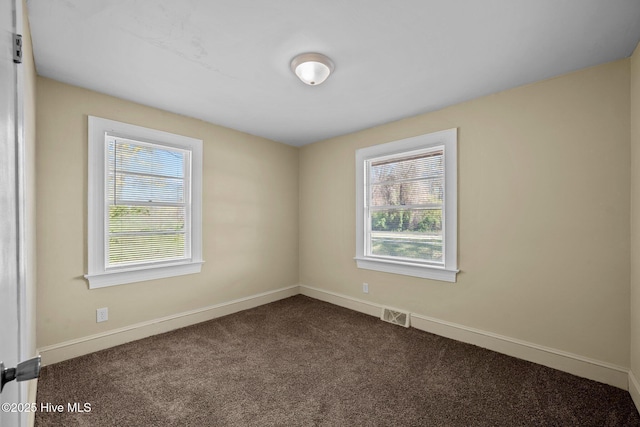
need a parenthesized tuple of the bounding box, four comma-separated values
(354, 257, 458, 282)
(85, 260, 204, 289)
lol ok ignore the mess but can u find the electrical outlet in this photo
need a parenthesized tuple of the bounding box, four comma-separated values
(363, 283, 369, 294)
(96, 307, 108, 323)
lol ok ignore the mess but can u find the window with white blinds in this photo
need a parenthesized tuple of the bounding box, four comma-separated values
(355, 129, 458, 282)
(367, 149, 444, 265)
(86, 117, 203, 289)
(107, 137, 190, 267)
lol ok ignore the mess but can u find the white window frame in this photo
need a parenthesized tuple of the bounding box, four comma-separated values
(85, 116, 204, 288)
(355, 128, 458, 282)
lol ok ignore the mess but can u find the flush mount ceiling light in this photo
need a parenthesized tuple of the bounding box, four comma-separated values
(290, 53, 335, 86)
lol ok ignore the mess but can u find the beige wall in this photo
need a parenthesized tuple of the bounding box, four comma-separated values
(300, 59, 631, 367)
(36, 78, 299, 348)
(631, 43, 640, 382)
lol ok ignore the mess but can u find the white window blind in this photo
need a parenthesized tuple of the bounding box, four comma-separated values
(106, 136, 191, 267)
(366, 148, 444, 265)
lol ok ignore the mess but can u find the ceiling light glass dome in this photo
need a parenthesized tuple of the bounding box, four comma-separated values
(291, 53, 335, 86)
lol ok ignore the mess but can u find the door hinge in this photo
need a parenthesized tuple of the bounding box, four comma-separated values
(13, 34, 22, 64)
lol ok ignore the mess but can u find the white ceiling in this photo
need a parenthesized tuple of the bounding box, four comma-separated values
(27, 0, 640, 146)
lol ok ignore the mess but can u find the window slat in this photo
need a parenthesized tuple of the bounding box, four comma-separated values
(370, 177, 443, 207)
(369, 204, 442, 210)
(372, 174, 443, 186)
(370, 151, 443, 184)
(108, 138, 185, 178)
(108, 172, 184, 204)
(108, 234, 186, 266)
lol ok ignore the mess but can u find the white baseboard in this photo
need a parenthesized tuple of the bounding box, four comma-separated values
(300, 285, 383, 317)
(630, 370, 640, 413)
(410, 313, 629, 390)
(299, 285, 629, 390)
(38, 285, 299, 366)
(37, 283, 633, 394)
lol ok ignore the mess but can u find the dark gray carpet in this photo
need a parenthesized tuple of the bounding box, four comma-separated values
(35, 295, 640, 426)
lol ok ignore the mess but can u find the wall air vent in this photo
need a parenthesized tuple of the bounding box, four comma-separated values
(380, 307, 410, 328)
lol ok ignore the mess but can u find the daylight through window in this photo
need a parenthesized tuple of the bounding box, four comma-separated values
(367, 148, 444, 265)
(86, 116, 203, 289)
(355, 128, 458, 282)
(107, 137, 190, 267)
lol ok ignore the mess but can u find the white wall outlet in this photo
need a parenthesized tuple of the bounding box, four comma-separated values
(96, 307, 108, 323)
(363, 283, 369, 294)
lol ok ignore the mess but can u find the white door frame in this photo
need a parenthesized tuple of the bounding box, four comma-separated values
(14, 0, 29, 370)
(15, 1, 32, 425)
(1, 0, 32, 426)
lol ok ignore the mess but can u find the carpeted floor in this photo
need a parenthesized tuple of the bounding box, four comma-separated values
(35, 295, 640, 426)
